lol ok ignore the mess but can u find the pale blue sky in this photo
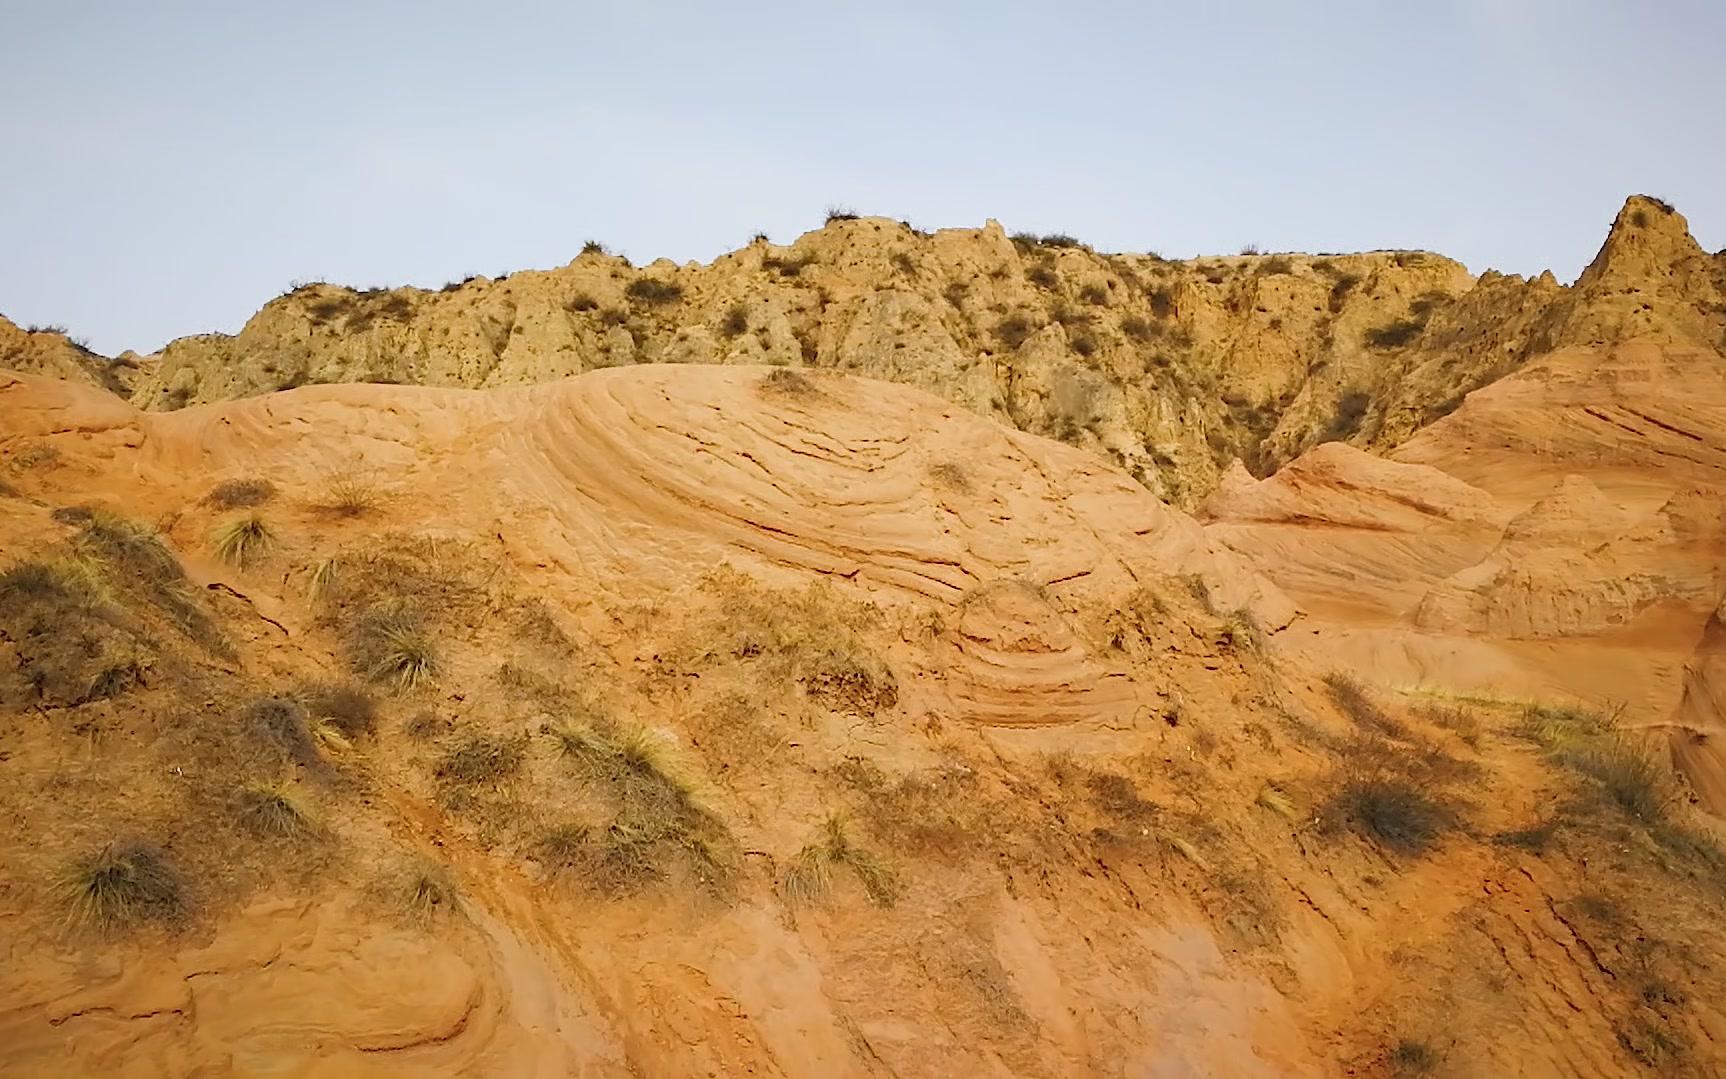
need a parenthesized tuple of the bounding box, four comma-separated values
(2, 1, 1721, 356)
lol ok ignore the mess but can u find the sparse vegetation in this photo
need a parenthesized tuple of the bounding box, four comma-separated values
(1322, 390, 1372, 442)
(1026, 264, 1058, 289)
(1324, 776, 1454, 854)
(625, 278, 684, 306)
(580, 240, 607, 255)
(204, 478, 275, 510)
(759, 366, 817, 398)
(1256, 785, 1297, 820)
(1324, 673, 1402, 735)
(928, 461, 972, 493)
(545, 717, 734, 895)
(248, 696, 320, 766)
(782, 813, 900, 907)
(995, 315, 1034, 349)
(824, 206, 859, 222)
(1258, 255, 1294, 275)
(1327, 273, 1359, 313)
(564, 292, 599, 313)
(1365, 318, 1424, 349)
(305, 682, 377, 738)
(403, 863, 458, 919)
(212, 514, 273, 567)
(236, 780, 316, 837)
(1390, 1039, 1438, 1074)
(316, 474, 379, 518)
(436, 732, 526, 785)
(59, 841, 184, 931)
(719, 303, 749, 337)
(356, 607, 439, 691)
(761, 251, 816, 277)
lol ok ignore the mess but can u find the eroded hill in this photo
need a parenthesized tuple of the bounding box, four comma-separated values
(59, 197, 1711, 509)
(3, 362, 1726, 1075)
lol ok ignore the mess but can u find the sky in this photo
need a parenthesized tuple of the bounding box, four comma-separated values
(2, 0, 1721, 357)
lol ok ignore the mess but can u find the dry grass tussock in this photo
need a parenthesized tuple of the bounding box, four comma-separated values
(203, 478, 275, 510)
(436, 732, 526, 786)
(235, 780, 318, 837)
(782, 813, 900, 907)
(758, 366, 818, 399)
(402, 862, 459, 921)
(0, 555, 150, 706)
(213, 514, 274, 567)
(1516, 704, 1698, 838)
(315, 473, 381, 518)
(58, 841, 184, 931)
(63, 509, 229, 655)
(683, 570, 898, 716)
(357, 607, 439, 692)
(543, 716, 736, 895)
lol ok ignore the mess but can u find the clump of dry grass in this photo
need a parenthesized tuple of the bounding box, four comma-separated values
(1256, 785, 1297, 820)
(927, 461, 973, 493)
(316, 474, 380, 518)
(59, 841, 184, 931)
(0, 556, 151, 705)
(403, 863, 458, 920)
(236, 780, 317, 837)
(759, 367, 817, 398)
(204, 478, 275, 510)
(213, 514, 274, 567)
(546, 718, 736, 895)
(357, 608, 439, 691)
(435, 732, 525, 786)
(247, 696, 321, 766)
(305, 681, 377, 738)
(782, 813, 900, 907)
(1324, 672, 1404, 736)
(1418, 701, 1482, 747)
(305, 557, 339, 600)
(1322, 776, 1455, 855)
(0, 558, 106, 610)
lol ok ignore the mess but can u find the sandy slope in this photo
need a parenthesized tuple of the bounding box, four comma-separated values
(1203, 339, 1726, 811)
(4, 361, 1726, 1076)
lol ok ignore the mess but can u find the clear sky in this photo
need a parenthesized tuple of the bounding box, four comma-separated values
(2, 0, 1721, 356)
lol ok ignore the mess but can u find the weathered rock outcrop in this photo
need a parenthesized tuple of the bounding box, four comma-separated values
(0, 314, 138, 396)
(9, 196, 1703, 509)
